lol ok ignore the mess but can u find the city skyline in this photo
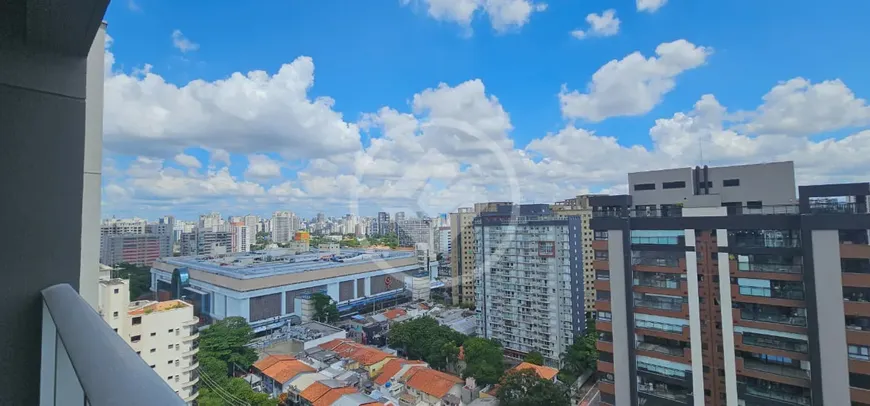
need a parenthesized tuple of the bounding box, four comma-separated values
(98, 1, 870, 220)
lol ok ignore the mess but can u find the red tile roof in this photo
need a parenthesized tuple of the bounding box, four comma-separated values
(403, 366, 463, 399)
(510, 362, 559, 380)
(300, 381, 332, 402)
(373, 359, 427, 385)
(255, 355, 315, 384)
(318, 339, 393, 366)
(382, 308, 407, 320)
(313, 386, 358, 406)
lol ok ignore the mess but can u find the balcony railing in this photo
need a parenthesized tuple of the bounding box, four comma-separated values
(743, 358, 810, 379)
(742, 334, 808, 353)
(740, 310, 807, 327)
(635, 298, 683, 311)
(638, 384, 690, 403)
(809, 202, 867, 214)
(634, 278, 681, 289)
(739, 263, 803, 274)
(40, 284, 184, 406)
(637, 342, 685, 357)
(739, 286, 805, 300)
(744, 385, 810, 406)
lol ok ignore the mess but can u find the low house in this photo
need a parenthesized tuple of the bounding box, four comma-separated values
(401, 366, 464, 405)
(253, 355, 317, 397)
(506, 362, 559, 383)
(319, 339, 396, 377)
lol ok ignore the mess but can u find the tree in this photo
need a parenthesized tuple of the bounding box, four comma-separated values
(114, 263, 152, 300)
(558, 321, 598, 383)
(388, 317, 466, 370)
(497, 369, 571, 406)
(462, 337, 505, 386)
(523, 351, 544, 366)
(310, 293, 340, 323)
(199, 316, 258, 369)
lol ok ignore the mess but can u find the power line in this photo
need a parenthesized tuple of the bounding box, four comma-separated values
(199, 370, 250, 406)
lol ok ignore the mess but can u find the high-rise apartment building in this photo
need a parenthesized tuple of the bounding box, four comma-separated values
(231, 223, 249, 253)
(553, 196, 598, 314)
(97, 279, 199, 404)
(272, 211, 294, 243)
(473, 204, 583, 366)
(396, 218, 433, 247)
(198, 212, 223, 231)
(100, 217, 173, 266)
(450, 208, 476, 305)
(244, 215, 258, 248)
(591, 161, 870, 406)
(377, 212, 390, 236)
(179, 230, 232, 256)
(100, 234, 171, 267)
(436, 226, 451, 257)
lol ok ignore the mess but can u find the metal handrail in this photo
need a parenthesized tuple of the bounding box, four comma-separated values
(41, 283, 184, 405)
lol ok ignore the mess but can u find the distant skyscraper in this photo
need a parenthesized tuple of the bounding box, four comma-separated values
(377, 212, 390, 236)
(198, 212, 223, 231)
(244, 215, 258, 249)
(272, 211, 293, 243)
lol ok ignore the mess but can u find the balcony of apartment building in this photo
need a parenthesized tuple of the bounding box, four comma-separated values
(844, 287, 870, 316)
(1, 0, 187, 404)
(737, 376, 812, 406)
(729, 230, 802, 254)
(847, 316, 870, 347)
(594, 269, 611, 293)
(732, 280, 806, 308)
(596, 290, 612, 312)
(734, 331, 809, 362)
(840, 229, 870, 258)
(596, 331, 614, 354)
(634, 293, 689, 318)
(637, 374, 693, 405)
(851, 371, 870, 405)
(730, 254, 804, 282)
(635, 316, 691, 342)
(633, 272, 688, 296)
(596, 311, 613, 332)
(630, 230, 687, 249)
(849, 343, 870, 377)
(736, 352, 811, 388)
(843, 258, 870, 288)
(636, 335, 691, 364)
(631, 250, 686, 274)
(733, 303, 808, 334)
(592, 230, 609, 251)
(636, 359, 693, 389)
(597, 349, 615, 376)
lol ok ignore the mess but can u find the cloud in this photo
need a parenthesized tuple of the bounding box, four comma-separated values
(127, 0, 141, 12)
(559, 39, 711, 122)
(171, 30, 199, 53)
(401, 0, 547, 33)
(571, 9, 620, 40)
(637, 0, 667, 13)
(741, 78, 870, 136)
(101, 35, 870, 218)
(245, 154, 283, 179)
(174, 152, 202, 169)
(102, 38, 362, 160)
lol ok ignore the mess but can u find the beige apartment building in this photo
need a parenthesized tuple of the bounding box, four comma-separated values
(98, 279, 200, 404)
(552, 195, 598, 314)
(449, 208, 476, 305)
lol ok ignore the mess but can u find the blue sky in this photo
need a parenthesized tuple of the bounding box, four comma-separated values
(101, 0, 870, 220)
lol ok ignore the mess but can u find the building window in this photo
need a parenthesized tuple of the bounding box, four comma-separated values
(168, 360, 174, 364)
(150, 348, 156, 353)
(595, 250, 609, 260)
(167, 375, 173, 380)
(747, 201, 763, 209)
(114, 288, 119, 294)
(113, 328, 118, 333)
(168, 329, 174, 333)
(113, 311, 119, 318)
(132, 316, 142, 325)
(150, 332, 156, 337)
(849, 345, 870, 361)
(698, 181, 713, 188)
(131, 335, 141, 343)
(150, 365, 155, 369)
(136, 351, 141, 355)
(662, 181, 686, 189)
(634, 183, 656, 191)
(723, 179, 740, 187)
(168, 344, 174, 350)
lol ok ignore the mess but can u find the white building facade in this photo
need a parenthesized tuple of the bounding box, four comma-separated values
(97, 279, 199, 404)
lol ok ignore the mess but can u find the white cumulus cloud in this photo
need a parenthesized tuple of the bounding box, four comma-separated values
(637, 0, 667, 13)
(571, 9, 620, 40)
(174, 152, 202, 169)
(559, 39, 712, 122)
(401, 0, 547, 33)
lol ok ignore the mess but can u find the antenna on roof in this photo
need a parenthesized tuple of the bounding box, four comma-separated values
(698, 139, 705, 166)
